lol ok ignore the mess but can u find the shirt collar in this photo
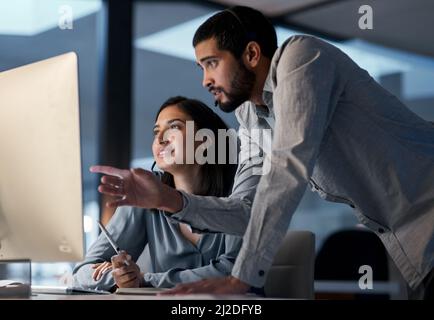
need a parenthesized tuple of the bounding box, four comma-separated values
(262, 66, 273, 93)
(255, 67, 273, 118)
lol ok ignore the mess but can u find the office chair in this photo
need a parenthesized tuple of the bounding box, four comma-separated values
(314, 228, 389, 299)
(264, 230, 315, 299)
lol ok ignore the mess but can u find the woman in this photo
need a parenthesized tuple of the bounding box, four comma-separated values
(73, 96, 240, 291)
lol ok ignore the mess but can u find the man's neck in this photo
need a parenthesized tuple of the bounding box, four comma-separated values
(250, 59, 271, 106)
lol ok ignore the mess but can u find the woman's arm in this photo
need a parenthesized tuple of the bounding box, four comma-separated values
(72, 206, 148, 290)
(168, 117, 263, 236)
(90, 114, 263, 236)
(143, 235, 242, 288)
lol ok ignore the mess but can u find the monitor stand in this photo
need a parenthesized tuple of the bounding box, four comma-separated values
(0, 259, 31, 298)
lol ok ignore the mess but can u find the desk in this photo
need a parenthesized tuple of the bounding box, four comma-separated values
(28, 293, 269, 300)
(314, 280, 400, 294)
(314, 280, 401, 299)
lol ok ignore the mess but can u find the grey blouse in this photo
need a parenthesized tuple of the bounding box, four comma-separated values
(73, 205, 242, 290)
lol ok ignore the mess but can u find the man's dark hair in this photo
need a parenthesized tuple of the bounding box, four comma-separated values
(154, 96, 237, 198)
(193, 6, 278, 60)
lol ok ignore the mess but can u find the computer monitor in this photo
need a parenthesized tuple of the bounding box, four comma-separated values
(0, 52, 84, 262)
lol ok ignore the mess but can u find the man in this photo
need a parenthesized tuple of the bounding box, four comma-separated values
(92, 6, 434, 299)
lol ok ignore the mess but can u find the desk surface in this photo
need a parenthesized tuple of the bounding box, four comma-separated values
(26, 293, 269, 300)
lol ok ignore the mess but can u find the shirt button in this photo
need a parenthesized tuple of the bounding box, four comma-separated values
(258, 270, 265, 277)
(378, 228, 385, 234)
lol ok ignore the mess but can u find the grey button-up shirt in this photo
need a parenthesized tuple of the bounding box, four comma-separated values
(73, 206, 242, 290)
(172, 35, 434, 289)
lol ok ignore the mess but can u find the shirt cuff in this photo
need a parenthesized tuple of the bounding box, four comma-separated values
(231, 249, 274, 288)
(165, 190, 195, 222)
(143, 273, 159, 287)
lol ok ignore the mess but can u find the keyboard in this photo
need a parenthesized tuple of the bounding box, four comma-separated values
(31, 285, 111, 295)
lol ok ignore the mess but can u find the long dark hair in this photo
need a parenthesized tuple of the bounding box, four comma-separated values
(154, 96, 237, 197)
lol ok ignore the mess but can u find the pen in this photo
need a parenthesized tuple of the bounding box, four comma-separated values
(97, 220, 130, 266)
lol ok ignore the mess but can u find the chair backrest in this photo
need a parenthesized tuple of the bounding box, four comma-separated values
(314, 228, 389, 299)
(264, 230, 315, 299)
(315, 228, 388, 281)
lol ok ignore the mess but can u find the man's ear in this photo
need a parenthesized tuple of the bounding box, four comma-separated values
(243, 41, 261, 68)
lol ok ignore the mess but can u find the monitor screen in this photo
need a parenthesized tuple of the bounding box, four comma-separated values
(0, 52, 84, 262)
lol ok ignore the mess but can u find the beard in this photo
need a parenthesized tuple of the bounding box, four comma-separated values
(214, 60, 255, 113)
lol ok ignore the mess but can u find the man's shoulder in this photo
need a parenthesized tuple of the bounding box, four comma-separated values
(277, 35, 339, 61)
(279, 34, 331, 52)
(270, 34, 341, 78)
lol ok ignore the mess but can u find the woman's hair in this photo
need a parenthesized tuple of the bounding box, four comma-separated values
(154, 96, 238, 197)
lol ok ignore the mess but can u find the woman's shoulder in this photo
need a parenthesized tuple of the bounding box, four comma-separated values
(113, 205, 151, 216)
(108, 206, 155, 228)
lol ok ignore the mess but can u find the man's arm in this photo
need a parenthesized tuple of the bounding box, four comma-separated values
(163, 36, 345, 295)
(90, 118, 263, 236)
(168, 116, 264, 236)
(232, 36, 343, 287)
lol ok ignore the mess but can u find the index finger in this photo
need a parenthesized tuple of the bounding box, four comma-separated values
(90, 165, 125, 178)
(111, 253, 129, 267)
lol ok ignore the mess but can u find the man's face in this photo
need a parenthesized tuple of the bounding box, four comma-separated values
(195, 38, 255, 113)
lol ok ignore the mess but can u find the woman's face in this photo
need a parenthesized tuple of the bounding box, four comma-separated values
(152, 105, 195, 173)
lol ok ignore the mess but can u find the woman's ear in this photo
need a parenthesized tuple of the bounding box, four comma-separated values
(243, 41, 261, 68)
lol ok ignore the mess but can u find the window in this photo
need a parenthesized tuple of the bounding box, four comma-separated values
(0, 0, 103, 285)
(131, 1, 434, 253)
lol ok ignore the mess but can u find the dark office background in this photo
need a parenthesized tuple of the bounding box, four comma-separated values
(1, 0, 433, 297)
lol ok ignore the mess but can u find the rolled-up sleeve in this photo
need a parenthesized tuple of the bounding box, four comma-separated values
(143, 235, 242, 288)
(232, 36, 341, 287)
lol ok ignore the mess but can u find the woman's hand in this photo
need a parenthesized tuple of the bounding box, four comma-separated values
(90, 165, 183, 213)
(111, 251, 143, 288)
(92, 261, 112, 281)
